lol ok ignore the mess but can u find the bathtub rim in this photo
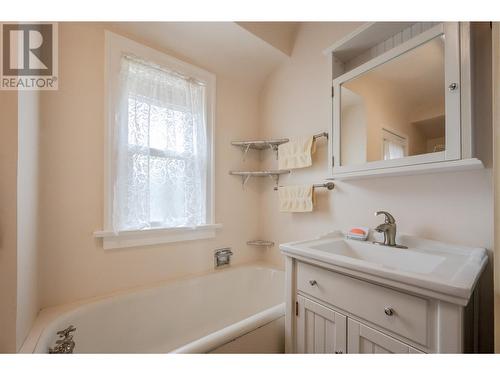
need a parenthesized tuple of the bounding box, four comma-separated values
(172, 303, 285, 353)
(20, 262, 284, 353)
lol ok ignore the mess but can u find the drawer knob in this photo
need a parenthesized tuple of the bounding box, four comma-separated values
(309, 280, 317, 286)
(384, 307, 394, 316)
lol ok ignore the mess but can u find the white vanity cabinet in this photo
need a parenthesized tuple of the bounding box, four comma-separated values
(284, 257, 479, 354)
(295, 295, 347, 354)
(347, 319, 424, 354)
(296, 292, 424, 354)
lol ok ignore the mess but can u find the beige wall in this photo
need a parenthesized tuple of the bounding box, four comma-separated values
(16, 90, 41, 350)
(0, 91, 18, 353)
(259, 22, 494, 352)
(345, 77, 428, 161)
(493, 22, 500, 353)
(37, 23, 265, 308)
(0, 90, 41, 353)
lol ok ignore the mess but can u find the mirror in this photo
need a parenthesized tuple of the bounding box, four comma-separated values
(340, 35, 445, 167)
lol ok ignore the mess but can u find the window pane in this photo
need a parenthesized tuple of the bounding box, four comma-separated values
(127, 97, 150, 147)
(114, 56, 208, 231)
(123, 152, 149, 229)
(149, 104, 193, 154)
(149, 156, 189, 227)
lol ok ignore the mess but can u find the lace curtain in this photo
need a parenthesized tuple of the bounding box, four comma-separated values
(383, 139, 405, 160)
(112, 55, 207, 232)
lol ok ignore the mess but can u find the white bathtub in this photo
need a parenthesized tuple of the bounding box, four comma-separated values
(21, 265, 285, 353)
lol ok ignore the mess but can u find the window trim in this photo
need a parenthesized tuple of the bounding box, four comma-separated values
(94, 31, 219, 249)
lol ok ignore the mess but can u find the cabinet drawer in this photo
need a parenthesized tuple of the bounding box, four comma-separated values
(297, 261, 428, 346)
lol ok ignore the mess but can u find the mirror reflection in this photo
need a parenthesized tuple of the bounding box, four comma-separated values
(340, 35, 445, 167)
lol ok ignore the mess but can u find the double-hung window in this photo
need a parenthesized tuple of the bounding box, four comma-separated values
(96, 32, 218, 249)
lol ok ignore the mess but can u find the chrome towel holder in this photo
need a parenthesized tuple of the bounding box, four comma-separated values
(273, 181, 335, 191)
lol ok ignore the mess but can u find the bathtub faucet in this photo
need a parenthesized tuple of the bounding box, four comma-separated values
(49, 325, 76, 354)
(214, 248, 233, 268)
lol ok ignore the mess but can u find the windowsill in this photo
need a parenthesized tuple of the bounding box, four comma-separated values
(93, 224, 223, 250)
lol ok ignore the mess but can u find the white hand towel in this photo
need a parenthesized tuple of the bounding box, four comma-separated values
(278, 185, 315, 212)
(278, 136, 316, 170)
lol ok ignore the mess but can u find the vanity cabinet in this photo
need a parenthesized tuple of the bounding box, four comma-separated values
(295, 295, 347, 354)
(285, 257, 476, 354)
(295, 293, 425, 354)
(347, 320, 424, 354)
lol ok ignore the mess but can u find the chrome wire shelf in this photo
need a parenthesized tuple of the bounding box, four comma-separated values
(246, 240, 275, 247)
(229, 170, 290, 189)
(231, 138, 289, 151)
(231, 139, 288, 160)
(231, 132, 328, 160)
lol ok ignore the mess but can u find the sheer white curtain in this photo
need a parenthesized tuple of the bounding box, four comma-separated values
(112, 55, 207, 232)
(382, 129, 407, 161)
(383, 139, 405, 160)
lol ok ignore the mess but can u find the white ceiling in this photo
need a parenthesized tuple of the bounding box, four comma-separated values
(105, 22, 291, 90)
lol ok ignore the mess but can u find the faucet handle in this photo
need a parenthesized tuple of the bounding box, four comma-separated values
(57, 325, 76, 338)
(375, 211, 395, 224)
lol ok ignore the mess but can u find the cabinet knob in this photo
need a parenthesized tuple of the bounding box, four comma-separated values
(384, 307, 394, 316)
(309, 280, 317, 286)
(448, 82, 458, 91)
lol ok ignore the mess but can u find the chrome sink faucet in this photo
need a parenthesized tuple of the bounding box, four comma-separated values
(374, 211, 397, 246)
(374, 211, 407, 248)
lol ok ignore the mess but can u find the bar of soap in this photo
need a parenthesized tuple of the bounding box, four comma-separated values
(346, 227, 369, 241)
(350, 228, 366, 235)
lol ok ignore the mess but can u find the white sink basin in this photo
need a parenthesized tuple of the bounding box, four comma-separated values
(280, 232, 487, 303)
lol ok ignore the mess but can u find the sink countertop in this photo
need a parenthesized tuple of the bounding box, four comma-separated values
(280, 232, 487, 305)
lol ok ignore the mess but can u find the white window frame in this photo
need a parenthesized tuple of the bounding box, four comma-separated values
(94, 31, 220, 249)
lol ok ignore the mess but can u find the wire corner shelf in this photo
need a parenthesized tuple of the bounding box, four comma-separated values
(229, 170, 291, 189)
(231, 132, 328, 160)
(246, 240, 275, 247)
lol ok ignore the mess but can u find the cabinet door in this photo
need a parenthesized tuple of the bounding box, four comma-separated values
(348, 319, 423, 353)
(296, 295, 347, 354)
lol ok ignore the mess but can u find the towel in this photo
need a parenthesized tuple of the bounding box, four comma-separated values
(278, 136, 316, 170)
(278, 185, 315, 212)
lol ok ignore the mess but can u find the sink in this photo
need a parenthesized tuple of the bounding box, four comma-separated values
(280, 232, 487, 302)
(311, 239, 446, 274)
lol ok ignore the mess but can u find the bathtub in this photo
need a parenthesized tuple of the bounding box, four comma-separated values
(20, 265, 285, 353)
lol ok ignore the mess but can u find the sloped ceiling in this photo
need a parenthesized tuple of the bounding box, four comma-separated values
(236, 22, 300, 56)
(105, 22, 296, 90)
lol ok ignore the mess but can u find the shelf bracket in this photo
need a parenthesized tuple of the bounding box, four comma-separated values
(270, 144, 279, 159)
(242, 144, 251, 162)
(269, 174, 280, 189)
(241, 174, 251, 190)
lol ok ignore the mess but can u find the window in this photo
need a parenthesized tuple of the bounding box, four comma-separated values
(382, 128, 408, 161)
(95, 31, 219, 249)
(116, 56, 207, 230)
